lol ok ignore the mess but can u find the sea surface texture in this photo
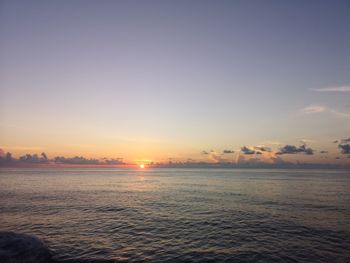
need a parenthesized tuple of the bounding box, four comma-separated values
(0, 168, 349, 262)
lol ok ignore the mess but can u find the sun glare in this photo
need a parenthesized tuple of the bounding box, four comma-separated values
(139, 164, 145, 169)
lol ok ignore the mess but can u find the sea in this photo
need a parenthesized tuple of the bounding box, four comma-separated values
(0, 168, 349, 262)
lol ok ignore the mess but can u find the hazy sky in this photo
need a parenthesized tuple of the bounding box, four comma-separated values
(1, 0, 350, 164)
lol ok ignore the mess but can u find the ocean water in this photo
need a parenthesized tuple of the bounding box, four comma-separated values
(0, 168, 349, 262)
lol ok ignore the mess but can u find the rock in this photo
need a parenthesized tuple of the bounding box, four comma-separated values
(0, 231, 53, 263)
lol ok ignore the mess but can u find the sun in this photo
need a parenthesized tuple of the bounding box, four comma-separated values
(139, 164, 145, 169)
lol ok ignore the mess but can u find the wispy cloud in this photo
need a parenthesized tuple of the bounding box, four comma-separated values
(259, 141, 282, 146)
(302, 105, 327, 114)
(311, 86, 350, 92)
(301, 105, 350, 118)
(300, 139, 315, 144)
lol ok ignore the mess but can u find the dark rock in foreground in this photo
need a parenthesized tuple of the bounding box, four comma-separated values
(0, 231, 53, 263)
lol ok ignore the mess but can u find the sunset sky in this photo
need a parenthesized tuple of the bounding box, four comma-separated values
(1, 0, 350, 165)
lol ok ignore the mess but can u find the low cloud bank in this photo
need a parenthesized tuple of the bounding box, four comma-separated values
(54, 156, 100, 165)
(19, 153, 49, 163)
(2, 137, 350, 168)
(0, 151, 124, 166)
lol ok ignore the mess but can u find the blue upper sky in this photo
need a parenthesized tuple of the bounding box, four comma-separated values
(0, 0, 349, 164)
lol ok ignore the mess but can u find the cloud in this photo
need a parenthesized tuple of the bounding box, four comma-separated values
(0, 151, 13, 163)
(338, 144, 350, 155)
(54, 156, 100, 165)
(300, 139, 315, 144)
(41, 152, 48, 160)
(223, 150, 234, 154)
(341, 138, 350, 143)
(311, 86, 350, 92)
(338, 138, 350, 154)
(201, 150, 227, 162)
(19, 153, 49, 163)
(301, 105, 350, 118)
(240, 146, 269, 155)
(210, 153, 225, 162)
(104, 158, 124, 165)
(241, 146, 256, 155)
(260, 141, 282, 145)
(277, 144, 314, 155)
(0, 150, 126, 166)
(302, 105, 327, 114)
(253, 146, 271, 152)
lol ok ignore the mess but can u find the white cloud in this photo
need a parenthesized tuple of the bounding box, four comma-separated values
(301, 105, 350, 118)
(311, 86, 350, 92)
(302, 105, 326, 114)
(260, 140, 282, 146)
(300, 139, 315, 144)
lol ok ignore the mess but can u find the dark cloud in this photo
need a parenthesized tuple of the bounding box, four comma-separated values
(19, 153, 49, 163)
(104, 158, 124, 165)
(241, 146, 270, 155)
(320, 150, 328, 154)
(41, 152, 48, 160)
(337, 138, 350, 155)
(223, 150, 234, 154)
(55, 156, 124, 165)
(277, 144, 314, 155)
(54, 156, 100, 165)
(201, 150, 209, 155)
(339, 144, 350, 155)
(0, 151, 13, 165)
(253, 146, 271, 152)
(241, 146, 256, 155)
(0, 151, 125, 166)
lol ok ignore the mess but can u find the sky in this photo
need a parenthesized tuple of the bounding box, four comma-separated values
(1, 0, 350, 165)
